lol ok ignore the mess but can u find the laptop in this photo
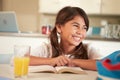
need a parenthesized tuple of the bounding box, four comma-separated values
(0, 11, 19, 33)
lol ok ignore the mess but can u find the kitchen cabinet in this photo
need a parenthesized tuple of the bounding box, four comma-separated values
(39, 0, 101, 14)
(101, 0, 120, 15)
(60, 0, 101, 14)
(39, 0, 60, 14)
(39, 0, 120, 15)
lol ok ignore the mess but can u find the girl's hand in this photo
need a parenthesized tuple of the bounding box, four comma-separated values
(51, 55, 70, 66)
(67, 59, 76, 67)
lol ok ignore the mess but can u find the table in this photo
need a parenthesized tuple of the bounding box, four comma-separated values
(0, 64, 98, 80)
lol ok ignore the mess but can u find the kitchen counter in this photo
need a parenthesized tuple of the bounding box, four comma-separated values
(0, 32, 120, 42)
(0, 64, 98, 80)
(85, 36, 120, 42)
(0, 32, 48, 38)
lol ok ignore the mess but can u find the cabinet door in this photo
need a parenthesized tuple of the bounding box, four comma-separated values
(101, 0, 120, 15)
(77, 0, 101, 14)
(59, 0, 101, 14)
(39, 0, 101, 14)
(39, 0, 61, 14)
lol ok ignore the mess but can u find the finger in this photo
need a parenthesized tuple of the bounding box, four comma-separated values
(61, 56, 69, 65)
(56, 56, 66, 66)
(55, 57, 62, 66)
(59, 56, 70, 66)
(58, 58, 66, 66)
(56, 60, 61, 66)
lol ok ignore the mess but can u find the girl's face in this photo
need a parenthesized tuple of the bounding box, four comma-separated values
(57, 16, 87, 47)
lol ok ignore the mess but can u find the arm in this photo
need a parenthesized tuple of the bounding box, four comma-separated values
(29, 56, 54, 66)
(70, 59, 97, 71)
(69, 43, 101, 71)
(29, 55, 70, 66)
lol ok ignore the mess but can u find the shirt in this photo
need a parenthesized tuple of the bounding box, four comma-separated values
(30, 42, 103, 60)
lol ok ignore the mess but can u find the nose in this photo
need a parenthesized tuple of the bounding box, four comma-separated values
(76, 28, 83, 35)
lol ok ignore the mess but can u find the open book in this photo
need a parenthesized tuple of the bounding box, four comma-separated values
(29, 65, 86, 74)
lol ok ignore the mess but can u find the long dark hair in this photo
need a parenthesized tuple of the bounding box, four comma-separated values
(50, 6, 89, 59)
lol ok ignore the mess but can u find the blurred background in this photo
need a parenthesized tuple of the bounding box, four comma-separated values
(0, 0, 120, 39)
(0, 0, 120, 64)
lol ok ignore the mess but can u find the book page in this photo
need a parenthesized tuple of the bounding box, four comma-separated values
(55, 66, 86, 74)
(29, 65, 57, 73)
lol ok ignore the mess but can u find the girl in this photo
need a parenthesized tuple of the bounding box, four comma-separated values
(30, 6, 102, 70)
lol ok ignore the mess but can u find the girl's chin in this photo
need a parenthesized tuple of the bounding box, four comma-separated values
(72, 42, 81, 46)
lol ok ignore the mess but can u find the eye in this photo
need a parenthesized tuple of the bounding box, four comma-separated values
(83, 25, 87, 30)
(73, 24, 79, 28)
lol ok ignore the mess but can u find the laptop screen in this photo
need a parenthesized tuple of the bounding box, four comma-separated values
(0, 12, 19, 33)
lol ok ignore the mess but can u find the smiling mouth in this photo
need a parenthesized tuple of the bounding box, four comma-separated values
(73, 36, 81, 42)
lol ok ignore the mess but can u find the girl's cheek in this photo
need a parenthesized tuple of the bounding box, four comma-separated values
(83, 32, 87, 38)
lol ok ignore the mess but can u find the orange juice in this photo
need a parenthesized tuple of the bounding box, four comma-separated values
(14, 57, 29, 77)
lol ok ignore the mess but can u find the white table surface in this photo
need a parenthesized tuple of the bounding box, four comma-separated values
(0, 64, 98, 80)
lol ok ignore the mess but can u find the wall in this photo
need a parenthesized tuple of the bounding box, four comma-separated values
(0, 0, 2, 11)
(39, 14, 120, 28)
(89, 15, 120, 27)
(39, 14, 56, 32)
(2, 0, 39, 33)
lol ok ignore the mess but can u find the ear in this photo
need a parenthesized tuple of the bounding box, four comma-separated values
(56, 24, 61, 34)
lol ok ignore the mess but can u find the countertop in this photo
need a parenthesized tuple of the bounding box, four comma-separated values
(0, 64, 98, 80)
(0, 32, 120, 42)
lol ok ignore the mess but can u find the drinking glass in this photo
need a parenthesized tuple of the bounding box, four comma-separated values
(13, 45, 30, 79)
